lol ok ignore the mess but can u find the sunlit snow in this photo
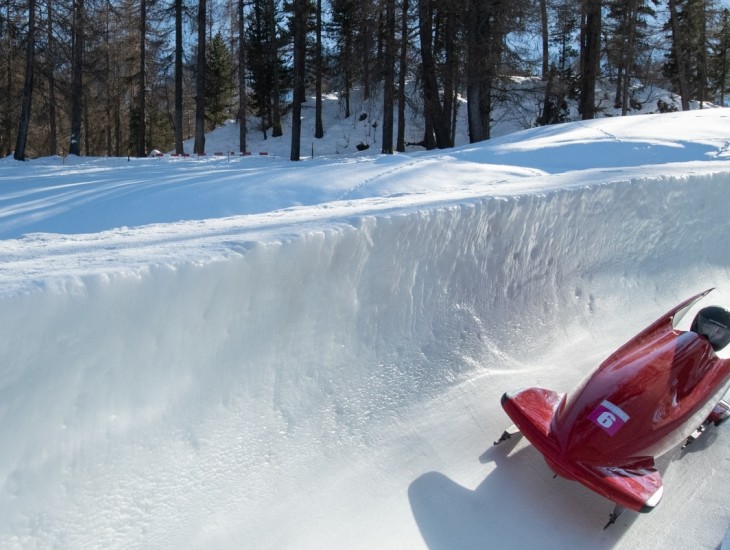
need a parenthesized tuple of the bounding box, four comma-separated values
(1, 101, 730, 549)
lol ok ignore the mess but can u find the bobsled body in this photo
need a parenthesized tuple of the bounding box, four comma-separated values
(500, 289, 730, 514)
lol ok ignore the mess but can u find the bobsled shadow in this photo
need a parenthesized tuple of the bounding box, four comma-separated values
(408, 445, 635, 550)
(478, 437, 521, 464)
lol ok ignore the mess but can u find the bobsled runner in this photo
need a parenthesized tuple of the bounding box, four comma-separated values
(494, 288, 730, 528)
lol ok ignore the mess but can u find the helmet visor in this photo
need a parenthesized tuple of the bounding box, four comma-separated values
(698, 313, 730, 351)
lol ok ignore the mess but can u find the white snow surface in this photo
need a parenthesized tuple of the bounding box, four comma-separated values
(2, 106, 730, 548)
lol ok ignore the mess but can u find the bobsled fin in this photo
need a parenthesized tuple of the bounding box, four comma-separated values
(501, 388, 564, 451)
(671, 287, 715, 329)
(579, 458, 663, 513)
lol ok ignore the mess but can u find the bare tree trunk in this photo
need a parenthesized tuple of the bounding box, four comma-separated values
(314, 0, 323, 139)
(83, 96, 89, 154)
(252, 0, 268, 138)
(290, 0, 306, 161)
(136, 0, 146, 156)
(69, 0, 84, 156)
(612, 1, 627, 110)
(47, 0, 57, 156)
(579, 0, 601, 119)
(719, 10, 730, 105)
(361, 9, 371, 100)
(175, 0, 184, 154)
(396, 0, 408, 152)
(381, 0, 395, 154)
(14, 0, 35, 161)
(540, 0, 549, 79)
(621, 0, 638, 116)
(466, 0, 491, 142)
(441, 2, 457, 147)
(696, 0, 708, 108)
(539, 66, 554, 125)
(418, 0, 449, 149)
(267, 0, 282, 137)
(668, 0, 690, 110)
(2, 0, 13, 156)
(343, 31, 351, 119)
(614, 65, 623, 109)
(114, 64, 121, 156)
(194, 0, 206, 154)
(238, 0, 247, 152)
(103, 1, 112, 155)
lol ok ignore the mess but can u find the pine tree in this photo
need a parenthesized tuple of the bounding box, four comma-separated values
(247, 0, 284, 138)
(330, 0, 356, 119)
(206, 33, 235, 128)
(538, 0, 579, 126)
(709, 8, 730, 103)
(605, 0, 659, 113)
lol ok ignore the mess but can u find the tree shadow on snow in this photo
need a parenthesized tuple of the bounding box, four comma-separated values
(408, 443, 637, 550)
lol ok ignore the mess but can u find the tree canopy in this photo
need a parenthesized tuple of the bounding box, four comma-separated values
(4, 0, 730, 160)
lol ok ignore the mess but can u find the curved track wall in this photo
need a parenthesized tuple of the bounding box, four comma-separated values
(0, 172, 729, 547)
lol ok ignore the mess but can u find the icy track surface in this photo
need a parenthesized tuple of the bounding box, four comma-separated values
(1, 110, 730, 548)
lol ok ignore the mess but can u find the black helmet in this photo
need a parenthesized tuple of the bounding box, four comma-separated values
(691, 306, 730, 351)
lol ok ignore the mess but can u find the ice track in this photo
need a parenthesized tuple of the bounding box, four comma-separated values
(1, 169, 730, 548)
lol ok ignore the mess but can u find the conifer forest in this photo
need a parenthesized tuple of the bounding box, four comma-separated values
(3, 0, 730, 161)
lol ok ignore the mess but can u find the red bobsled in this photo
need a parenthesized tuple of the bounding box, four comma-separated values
(495, 288, 730, 527)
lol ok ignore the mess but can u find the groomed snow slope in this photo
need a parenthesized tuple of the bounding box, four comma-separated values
(1, 110, 730, 548)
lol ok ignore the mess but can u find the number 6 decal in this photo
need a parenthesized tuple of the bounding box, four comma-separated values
(589, 400, 629, 436)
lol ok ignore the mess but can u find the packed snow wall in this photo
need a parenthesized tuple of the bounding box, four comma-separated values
(1, 171, 730, 547)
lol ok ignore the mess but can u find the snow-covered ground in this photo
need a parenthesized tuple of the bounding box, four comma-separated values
(1, 103, 730, 549)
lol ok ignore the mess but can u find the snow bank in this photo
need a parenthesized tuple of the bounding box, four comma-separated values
(1, 170, 730, 548)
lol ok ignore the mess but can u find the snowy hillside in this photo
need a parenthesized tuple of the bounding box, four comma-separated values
(1, 107, 730, 549)
(180, 80, 695, 159)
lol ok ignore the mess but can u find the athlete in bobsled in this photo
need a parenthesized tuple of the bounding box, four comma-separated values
(494, 288, 730, 528)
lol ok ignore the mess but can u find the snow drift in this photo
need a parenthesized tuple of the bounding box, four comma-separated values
(1, 110, 730, 548)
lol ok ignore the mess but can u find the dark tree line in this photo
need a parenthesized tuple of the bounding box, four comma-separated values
(5, 0, 730, 161)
